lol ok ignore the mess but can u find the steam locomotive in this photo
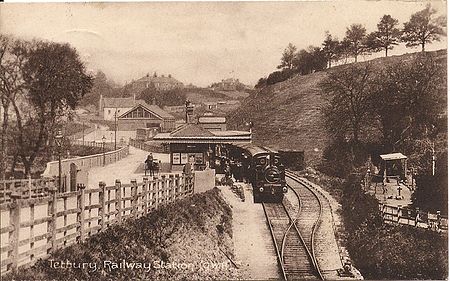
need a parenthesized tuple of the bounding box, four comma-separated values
(229, 144, 287, 203)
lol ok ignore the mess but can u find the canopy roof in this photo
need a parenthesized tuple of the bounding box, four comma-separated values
(153, 124, 251, 144)
(380, 153, 407, 161)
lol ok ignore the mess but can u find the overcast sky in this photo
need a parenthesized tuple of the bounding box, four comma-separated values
(0, 1, 447, 87)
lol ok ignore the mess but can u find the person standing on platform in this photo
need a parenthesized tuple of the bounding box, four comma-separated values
(183, 156, 195, 188)
(145, 153, 154, 176)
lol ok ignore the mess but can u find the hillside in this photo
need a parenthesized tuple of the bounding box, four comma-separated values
(227, 49, 447, 166)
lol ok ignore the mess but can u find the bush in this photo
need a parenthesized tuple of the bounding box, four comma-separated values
(412, 173, 448, 215)
(342, 176, 448, 280)
(266, 69, 295, 85)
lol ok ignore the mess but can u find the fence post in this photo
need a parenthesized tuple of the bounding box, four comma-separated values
(28, 175, 32, 199)
(168, 175, 174, 202)
(174, 174, 180, 199)
(154, 177, 159, 210)
(9, 193, 21, 272)
(437, 210, 441, 230)
(397, 205, 401, 225)
(415, 207, 420, 227)
(131, 179, 138, 217)
(161, 175, 166, 204)
(47, 184, 58, 254)
(77, 184, 86, 242)
(142, 177, 148, 214)
(99, 182, 106, 230)
(115, 180, 122, 223)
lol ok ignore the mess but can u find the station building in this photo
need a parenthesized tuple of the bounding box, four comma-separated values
(152, 102, 251, 171)
(117, 102, 175, 133)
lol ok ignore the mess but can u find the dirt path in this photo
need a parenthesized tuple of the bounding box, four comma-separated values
(87, 146, 170, 187)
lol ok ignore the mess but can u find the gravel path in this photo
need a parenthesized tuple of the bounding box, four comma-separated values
(220, 183, 280, 280)
(87, 146, 171, 187)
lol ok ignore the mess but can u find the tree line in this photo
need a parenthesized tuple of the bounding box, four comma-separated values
(256, 4, 446, 88)
(0, 35, 93, 178)
(320, 51, 446, 177)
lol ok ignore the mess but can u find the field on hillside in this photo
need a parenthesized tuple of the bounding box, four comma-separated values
(228, 50, 447, 166)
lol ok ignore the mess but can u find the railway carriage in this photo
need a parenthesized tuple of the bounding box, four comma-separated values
(231, 144, 287, 203)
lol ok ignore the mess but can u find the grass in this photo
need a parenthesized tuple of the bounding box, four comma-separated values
(3, 188, 238, 281)
(227, 49, 447, 167)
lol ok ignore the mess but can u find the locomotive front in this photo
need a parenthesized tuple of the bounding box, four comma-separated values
(252, 151, 287, 203)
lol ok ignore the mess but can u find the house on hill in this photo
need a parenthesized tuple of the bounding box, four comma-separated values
(132, 73, 184, 92)
(212, 78, 243, 91)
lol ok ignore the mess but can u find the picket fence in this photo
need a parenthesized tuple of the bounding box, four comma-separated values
(379, 203, 448, 232)
(0, 174, 193, 275)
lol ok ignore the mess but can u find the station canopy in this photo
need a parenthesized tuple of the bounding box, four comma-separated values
(152, 123, 252, 144)
(379, 153, 407, 161)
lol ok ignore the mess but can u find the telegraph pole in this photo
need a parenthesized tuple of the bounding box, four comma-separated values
(114, 109, 117, 150)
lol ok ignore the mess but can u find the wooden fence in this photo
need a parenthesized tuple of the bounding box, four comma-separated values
(0, 174, 193, 275)
(379, 203, 448, 233)
(70, 139, 118, 151)
(0, 178, 57, 204)
(129, 139, 168, 153)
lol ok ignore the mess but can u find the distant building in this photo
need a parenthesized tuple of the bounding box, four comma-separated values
(212, 78, 243, 91)
(99, 95, 142, 121)
(131, 73, 184, 92)
(117, 102, 175, 133)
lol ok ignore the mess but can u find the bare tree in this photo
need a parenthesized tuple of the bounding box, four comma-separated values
(321, 63, 375, 143)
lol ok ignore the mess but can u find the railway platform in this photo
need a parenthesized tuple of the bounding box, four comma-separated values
(220, 182, 280, 280)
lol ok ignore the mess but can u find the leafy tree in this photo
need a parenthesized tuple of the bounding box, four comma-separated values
(294, 46, 327, 75)
(371, 53, 443, 152)
(337, 38, 352, 64)
(402, 4, 447, 52)
(343, 24, 369, 62)
(367, 15, 402, 56)
(277, 43, 297, 70)
(9, 41, 93, 175)
(80, 70, 117, 106)
(0, 35, 33, 179)
(412, 172, 447, 215)
(321, 32, 341, 68)
(321, 63, 375, 144)
(255, 77, 267, 88)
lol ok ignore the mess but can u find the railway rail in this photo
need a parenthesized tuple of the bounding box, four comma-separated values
(262, 172, 325, 280)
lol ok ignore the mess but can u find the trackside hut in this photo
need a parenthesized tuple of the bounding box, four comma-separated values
(379, 152, 408, 182)
(153, 123, 252, 171)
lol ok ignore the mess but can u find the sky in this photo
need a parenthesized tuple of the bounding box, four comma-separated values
(0, 1, 447, 87)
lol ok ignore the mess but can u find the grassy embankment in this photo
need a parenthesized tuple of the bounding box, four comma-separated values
(4, 188, 239, 281)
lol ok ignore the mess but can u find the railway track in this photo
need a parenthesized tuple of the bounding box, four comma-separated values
(263, 172, 325, 281)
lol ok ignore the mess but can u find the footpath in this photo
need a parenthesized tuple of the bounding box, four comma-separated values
(87, 146, 170, 187)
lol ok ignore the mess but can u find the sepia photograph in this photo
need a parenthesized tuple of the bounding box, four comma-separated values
(0, 1, 447, 280)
